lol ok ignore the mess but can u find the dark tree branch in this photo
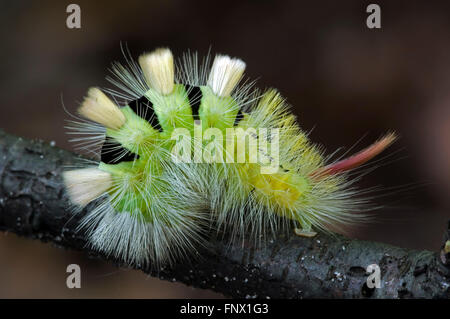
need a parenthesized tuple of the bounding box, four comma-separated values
(0, 129, 449, 299)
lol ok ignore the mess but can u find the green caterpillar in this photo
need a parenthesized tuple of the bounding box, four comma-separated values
(63, 48, 395, 267)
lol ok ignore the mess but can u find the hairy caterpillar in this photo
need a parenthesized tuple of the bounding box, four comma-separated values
(63, 47, 395, 267)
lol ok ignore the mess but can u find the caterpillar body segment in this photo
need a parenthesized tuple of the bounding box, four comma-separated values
(63, 47, 395, 266)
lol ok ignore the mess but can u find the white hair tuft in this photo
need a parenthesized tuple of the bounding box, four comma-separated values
(139, 48, 175, 95)
(63, 168, 112, 207)
(207, 55, 246, 97)
(78, 88, 126, 130)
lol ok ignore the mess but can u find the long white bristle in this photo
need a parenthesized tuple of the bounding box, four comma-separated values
(139, 48, 174, 95)
(207, 55, 246, 97)
(78, 88, 126, 130)
(63, 168, 113, 207)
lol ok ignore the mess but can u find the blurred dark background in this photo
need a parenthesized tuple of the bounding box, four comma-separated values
(0, 0, 449, 298)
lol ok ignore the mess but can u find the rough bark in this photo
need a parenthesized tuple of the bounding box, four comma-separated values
(0, 129, 448, 299)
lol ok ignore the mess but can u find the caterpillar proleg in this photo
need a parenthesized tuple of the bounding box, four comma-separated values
(63, 47, 395, 267)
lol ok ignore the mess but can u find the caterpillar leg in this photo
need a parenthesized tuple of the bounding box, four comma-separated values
(294, 228, 318, 238)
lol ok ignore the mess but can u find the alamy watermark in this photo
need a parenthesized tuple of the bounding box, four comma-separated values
(170, 121, 280, 174)
(66, 4, 81, 29)
(366, 264, 381, 289)
(66, 264, 81, 289)
(366, 4, 381, 29)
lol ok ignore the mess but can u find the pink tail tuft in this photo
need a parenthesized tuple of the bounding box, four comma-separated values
(311, 132, 397, 179)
